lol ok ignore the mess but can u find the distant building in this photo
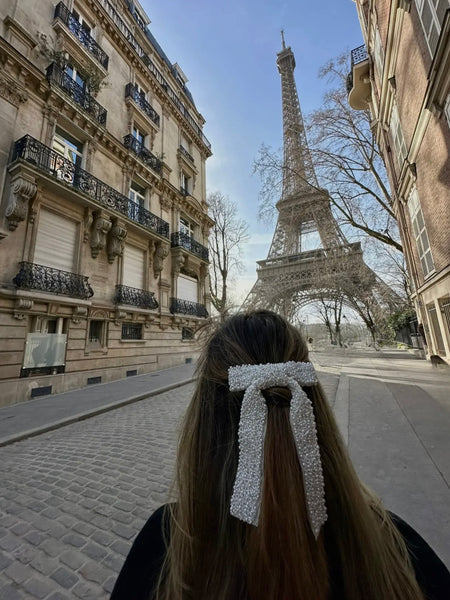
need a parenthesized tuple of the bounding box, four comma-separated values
(0, 0, 212, 405)
(348, 0, 450, 361)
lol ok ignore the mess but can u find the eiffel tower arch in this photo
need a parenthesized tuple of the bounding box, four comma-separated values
(243, 35, 400, 321)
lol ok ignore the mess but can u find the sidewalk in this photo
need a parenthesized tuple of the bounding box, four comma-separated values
(315, 347, 450, 567)
(0, 362, 196, 447)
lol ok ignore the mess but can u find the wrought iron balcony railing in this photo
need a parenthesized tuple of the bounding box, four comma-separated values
(170, 298, 208, 318)
(13, 262, 94, 299)
(54, 2, 109, 69)
(46, 62, 107, 126)
(114, 284, 159, 309)
(13, 135, 169, 238)
(125, 83, 160, 126)
(123, 134, 162, 174)
(179, 145, 194, 163)
(351, 44, 369, 67)
(97, 0, 211, 152)
(171, 231, 209, 261)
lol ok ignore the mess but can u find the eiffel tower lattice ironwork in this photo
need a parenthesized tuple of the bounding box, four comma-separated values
(243, 35, 399, 320)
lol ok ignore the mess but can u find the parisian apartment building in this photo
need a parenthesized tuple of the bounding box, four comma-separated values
(0, 0, 213, 406)
(348, 0, 450, 362)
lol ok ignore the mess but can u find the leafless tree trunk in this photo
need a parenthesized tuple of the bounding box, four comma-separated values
(208, 191, 249, 320)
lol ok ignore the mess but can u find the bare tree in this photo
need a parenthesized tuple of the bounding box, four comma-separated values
(208, 191, 250, 320)
(254, 53, 402, 253)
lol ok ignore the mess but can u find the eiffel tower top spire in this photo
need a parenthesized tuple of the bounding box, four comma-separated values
(276, 37, 319, 197)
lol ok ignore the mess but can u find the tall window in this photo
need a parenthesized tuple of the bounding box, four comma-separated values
(132, 125, 146, 146)
(71, 9, 93, 35)
(180, 172, 190, 195)
(65, 63, 87, 90)
(129, 182, 145, 207)
(389, 104, 408, 167)
(415, 0, 447, 55)
(53, 128, 83, 167)
(180, 216, 195, 238)
(408, 188, 434, 278)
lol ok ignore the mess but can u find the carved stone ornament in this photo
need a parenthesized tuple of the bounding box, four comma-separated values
(13, 298, 33, 320)
(160, 195, 172, 211)
(153, 242, 169, 278)
(172, 253, 185, 277)
(114, 309, 127, 325)
(6, 175, 37, 231)
(90, 210, 112, 258)
(72, 305, 88, 324)
(148, 239, 156, 272)
(107, 218, 127, 264)
(0, 72, 28, 108)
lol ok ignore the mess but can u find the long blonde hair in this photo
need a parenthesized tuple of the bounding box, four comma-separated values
(157, 310, 424, 600)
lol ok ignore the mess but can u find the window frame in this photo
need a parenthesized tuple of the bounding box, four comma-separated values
(408, 188, 435, 278)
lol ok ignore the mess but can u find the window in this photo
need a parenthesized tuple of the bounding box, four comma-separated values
(71, 9, 93, 36)
(180, 133, 191, 152)
(129, 182, 146, 219)
(182, 327, 194, 340)
(65, 63, 87, 91)
(88, 320, 103, 343)
(408, 188, 434, 277)
(53, 127, 83, 167)
(389, 104, 408, 167)
(121, 323, 143, 340)
(122, 245, 145, 289)
(373, 27, 384, 77)
(34, 209, 78, 273)
(177, 273, 198, 303)
(415, 0, 448, 55)
(445, 93, 450, 129)
(180, 216, 195, 238)
(132, 125, 146, 146)
(180, 172, 190, 195)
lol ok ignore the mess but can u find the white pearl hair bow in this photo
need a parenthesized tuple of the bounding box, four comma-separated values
(228, 361, 327, 539)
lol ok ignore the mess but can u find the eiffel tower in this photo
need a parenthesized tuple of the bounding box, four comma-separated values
(243, 34, 399, 320)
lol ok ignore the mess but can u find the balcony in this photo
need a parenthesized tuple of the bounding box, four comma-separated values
(171, 231, 209, 261)
(170, 298, 208, 318)
(46, 62, 107, 126)
(13, 135, 169, 238)
(125, 83, 160, 126)
(13, 262, 94, 299)
(347, 44, 370, 110)
(114, 284, 159, 309)
(97, 0, 211, 154)
(179, 145, 194, 163)
(54, 2, 109, 69)
(123, 134, 162, 174)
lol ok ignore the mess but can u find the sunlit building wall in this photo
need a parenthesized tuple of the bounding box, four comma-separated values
(0, 0, 212, 405)
(348, 0, 450, 361)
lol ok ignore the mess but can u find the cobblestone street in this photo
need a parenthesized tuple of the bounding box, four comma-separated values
(0, 384, 195, 600)
(0, 370, 339, 600)
(2, 354, 448, 599)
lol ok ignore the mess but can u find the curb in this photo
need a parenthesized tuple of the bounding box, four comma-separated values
(333, 373, 350, 446)
(0, 377, 195, 448)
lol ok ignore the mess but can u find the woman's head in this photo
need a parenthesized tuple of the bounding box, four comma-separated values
(160, 310, 425, 600)
(198, 310, 309, 383)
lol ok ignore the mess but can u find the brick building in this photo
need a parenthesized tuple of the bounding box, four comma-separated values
(348, 0, 450, 361)
(0, 0, 213, 405)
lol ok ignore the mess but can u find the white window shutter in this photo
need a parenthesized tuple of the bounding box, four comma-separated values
(123, 245, 145, 289)
(177, 274, 198, 302)
(34, 209, 77, 273)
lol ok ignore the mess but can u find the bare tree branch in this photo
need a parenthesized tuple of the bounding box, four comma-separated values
(208, 191, 250, 319)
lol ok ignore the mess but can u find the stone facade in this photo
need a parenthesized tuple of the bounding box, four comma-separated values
(348, 0, 450, 362)
(0, 0, 213, 405)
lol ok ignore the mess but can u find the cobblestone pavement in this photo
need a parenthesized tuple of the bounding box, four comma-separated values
(0, 372, 338, 600)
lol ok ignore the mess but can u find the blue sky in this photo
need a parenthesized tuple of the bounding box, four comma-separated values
(140, 1, 365, 303)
